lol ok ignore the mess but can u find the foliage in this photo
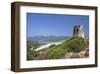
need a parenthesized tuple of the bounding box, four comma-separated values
(66, 37, 88, 52)
(49, 44, 56, 48)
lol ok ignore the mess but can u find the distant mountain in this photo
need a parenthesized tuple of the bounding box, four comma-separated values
(27, 36, 71, 44)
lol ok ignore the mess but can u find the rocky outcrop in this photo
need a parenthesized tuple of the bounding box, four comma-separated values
(63, 50, 89, 59)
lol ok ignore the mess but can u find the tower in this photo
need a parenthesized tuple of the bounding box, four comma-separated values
(73, 25, 84, 38)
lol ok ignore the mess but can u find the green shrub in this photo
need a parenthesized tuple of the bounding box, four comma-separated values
(49, 44, 56, 48)
(27, 49, 35, 60)
(66, 37, 87, 52)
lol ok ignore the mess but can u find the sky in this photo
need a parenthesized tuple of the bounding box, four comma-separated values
(27, 13, 89, 37)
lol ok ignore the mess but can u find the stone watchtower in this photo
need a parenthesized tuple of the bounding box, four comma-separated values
(73, 25, 84, 38)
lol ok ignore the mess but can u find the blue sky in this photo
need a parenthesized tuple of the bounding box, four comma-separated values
(27, 13, 89, 37)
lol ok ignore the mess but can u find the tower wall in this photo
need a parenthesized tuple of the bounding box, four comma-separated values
(73, 25, 84, 38)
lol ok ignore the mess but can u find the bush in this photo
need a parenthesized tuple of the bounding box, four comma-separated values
(66, 37, 88, 52)
(49, 44, 56, 48)
(27, 49, 37, 60)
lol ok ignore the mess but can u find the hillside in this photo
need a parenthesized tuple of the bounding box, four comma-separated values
(44, 37, 89, 59)
(27, 37, 89, 60)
